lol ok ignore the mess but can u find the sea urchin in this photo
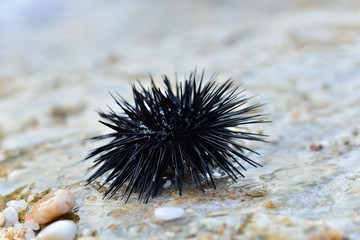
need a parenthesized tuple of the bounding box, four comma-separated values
(86, 70, 268, 203)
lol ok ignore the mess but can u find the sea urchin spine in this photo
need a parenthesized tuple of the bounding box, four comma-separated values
(86, 70, 268, 203)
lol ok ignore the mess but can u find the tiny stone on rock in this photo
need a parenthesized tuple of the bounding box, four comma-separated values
(25, 227, 35, 240)
(163, 231, 176, 238)
(154, 207, 185, 221)
(24, 219, 40, 231)
(81, 228, 93, 236)
(310, 143, 323, 151)
(0, 213, 5, 227)
(163, 180, 171, 188)
(6, 200, 27, 212)
(32, 189, 76, 224)
(2, 207, 18, 227)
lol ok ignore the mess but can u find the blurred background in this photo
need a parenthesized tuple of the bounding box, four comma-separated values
(1, 0, 359, 138)
(1, 0, 360, 151)
(1, 0, 360, 239)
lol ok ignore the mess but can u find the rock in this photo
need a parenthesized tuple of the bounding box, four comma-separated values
(6, 199, 28, 212)
(163, 231, 176, 238)
(24, 227, 36, 239)
(36, 220, 77, 240)
(2, 207, 18, 227)
(24, 219, 40, 231)
(25, 214, 33, 222)
(163, 180, 171, 188)
(32, 189, 76, 224)
(0, 212, 5, 227)
(154, 207, 185, 221)
(80, 228, 93, 236)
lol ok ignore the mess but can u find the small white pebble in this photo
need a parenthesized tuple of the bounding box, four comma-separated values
(36, 220, 77, 240)
(0, 212, 5, 227)
(163, 180, 171, 188)
(2, 206, 18, 227)
(6, 199, 28, 212)
(13, 222, 23, 230)
(163, 231, 176, 238)
(154, 207, 185, 221)
(81, 228, 94, 237)
(185, 209, 194, 213)
(24, 219, 40, 231)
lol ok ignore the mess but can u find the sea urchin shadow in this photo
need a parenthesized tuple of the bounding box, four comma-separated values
(85, 70, 268, 203)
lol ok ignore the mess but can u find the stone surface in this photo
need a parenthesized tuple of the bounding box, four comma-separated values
(1, 0, 360, 239)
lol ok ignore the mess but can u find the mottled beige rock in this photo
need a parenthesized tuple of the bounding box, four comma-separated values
(1, 0, 360, 239)
(32, 189, 75, 224)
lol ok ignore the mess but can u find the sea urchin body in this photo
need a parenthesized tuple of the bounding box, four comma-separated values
(86, 71, 268, 203)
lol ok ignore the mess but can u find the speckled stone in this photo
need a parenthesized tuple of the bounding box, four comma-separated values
(1, 1, 360, 239)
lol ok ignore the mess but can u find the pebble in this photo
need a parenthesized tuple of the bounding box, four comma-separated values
(0, 213, 5, 227)
(25, 214, 33, 222)
(2, 207, 18, 227)
(163, 180, 171, 188)
(36, 220, 77, 240)
(6, 200, 28, 212)
(154, 207, 185, 221)
(310, 143, 323, 151)
(163, 231, 176, 238)
(81, 228, 93, 236)
(25, 227, 35, 240)
(24, 219, 40, 231)
(32, 189, 76, 224)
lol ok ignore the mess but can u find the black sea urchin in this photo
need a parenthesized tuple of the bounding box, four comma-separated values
(86, 71, 268, 203)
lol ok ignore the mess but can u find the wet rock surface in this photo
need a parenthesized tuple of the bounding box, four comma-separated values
(1, 0, 360, 239)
